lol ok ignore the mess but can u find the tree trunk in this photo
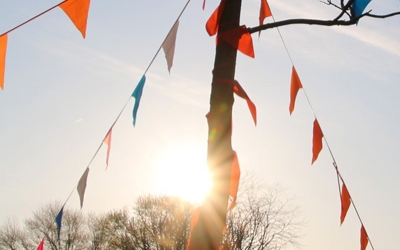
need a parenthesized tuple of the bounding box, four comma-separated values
(188, 0, 242, 249)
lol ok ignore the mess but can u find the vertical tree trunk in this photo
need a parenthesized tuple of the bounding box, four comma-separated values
(188, 0, 242, 249)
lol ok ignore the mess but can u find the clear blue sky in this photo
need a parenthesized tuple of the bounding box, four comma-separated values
(1, 0, 399, 249)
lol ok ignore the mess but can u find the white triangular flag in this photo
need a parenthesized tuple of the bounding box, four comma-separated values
(77, 167, 90, 209)
(162, 20, 179, 72)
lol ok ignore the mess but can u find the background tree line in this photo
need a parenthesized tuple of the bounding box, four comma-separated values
(0, 178, 302, 250)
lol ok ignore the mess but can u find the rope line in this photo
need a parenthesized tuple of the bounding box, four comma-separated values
(37, 0, 193, 217)
(0, 0, 68, 37)
(268, 9, 375, 250)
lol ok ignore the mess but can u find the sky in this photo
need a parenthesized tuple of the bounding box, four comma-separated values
(1, 0, 400, 249)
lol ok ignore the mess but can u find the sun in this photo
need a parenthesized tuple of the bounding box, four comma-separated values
(153, 145, 212, 204)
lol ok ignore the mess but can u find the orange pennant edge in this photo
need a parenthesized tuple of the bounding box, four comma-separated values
(103, 128, 112, 168)
(205, 0, 227, 36)
(228, 151, 240, 211)
(312, 119, 323, 164)
(186, 207, 201, 250)
(340, 183, 351, 225)
(218, 26, 255, 58)
(289, 66, 303, 114)
(0, 34, 7, 90)
(233, 80, 257, 125)
(59, 0, 91, 38)
(360, 225, 369, 250)
(259, 0, 272, 36)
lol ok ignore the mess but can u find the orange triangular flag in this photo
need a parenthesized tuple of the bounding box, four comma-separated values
(259, 0, 272, 36)
(312, 119, 323, 164)
(0, 34, 7, 90)
(186, 207, 201, 250)
(228, 151, 240, 211)
(289, 66, 303, 114)
(205, 0, 227, 36)
(232, 80, 257, 125)
(103, 128, 112, 168)
(59, 0, 91, 38)
(340, 183, 351, 225)
(217, 26, 255, 58)
(360, 225, 369, 250)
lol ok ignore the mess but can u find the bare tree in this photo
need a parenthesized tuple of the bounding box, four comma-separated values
(221, 177, 302, 250)
(101, 209, 136, 250)
(0, 218, 32, 250)
(86, 213, 109, 250)
(24, 202, 88, 250)
(130, 195, 195, 250)
(97, 195, 195, 250)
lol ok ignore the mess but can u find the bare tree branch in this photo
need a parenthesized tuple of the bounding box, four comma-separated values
(248, 0, 400, 34)
(248, 10, 400, 34)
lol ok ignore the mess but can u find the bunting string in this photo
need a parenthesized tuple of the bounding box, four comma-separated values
(143, 0, 191, 76)
(263, 1, 375, 249)
(0, 0, 68, 37)
(2, 1, 376, 249)
(48, 0, 193, 242)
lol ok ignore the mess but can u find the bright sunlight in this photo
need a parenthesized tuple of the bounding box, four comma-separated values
(153, 144, 212, 204)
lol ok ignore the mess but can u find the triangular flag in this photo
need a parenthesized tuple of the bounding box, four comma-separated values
(312, 119, 323, 164)
(55, 206, 64, 241)
(352, 0, 371, 18)
(232, 80, 257, 125)
(103, 128, 112, 168)
(206, 0, 227, 36)
(59, 0, 91, 38)
(360, 225, 369, 250)
(163, 20, 179, 73)
(217, 26, 255, 58)
(340, 183, 351, 225)
(228, 151, 240, 211)
(0, 34, 7, 90)
(131, 75, 146, 126)
(36, 238, 44, 250)
(259, 0, 272, 36)
(289, 66, 303, 114)
(186, 207, 201, 250)
(77, 167, 89, 209)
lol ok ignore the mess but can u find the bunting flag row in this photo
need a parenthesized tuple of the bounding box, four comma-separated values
(47, 0, 192, 243)
(289, 63, 371, 250)
(200, 0, 374, 249)
(0, 0, 91, 90)
(3, 1, 375, 249)
(285, 29, 372, 250)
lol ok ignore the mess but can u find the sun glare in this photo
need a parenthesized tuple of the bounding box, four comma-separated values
(153, 146, 212, 204)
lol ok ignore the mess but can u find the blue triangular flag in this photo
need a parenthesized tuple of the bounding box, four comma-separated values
(352, 0, 372, 18)
(55, 206, 64, 241)
(131, 75, 146, 126)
